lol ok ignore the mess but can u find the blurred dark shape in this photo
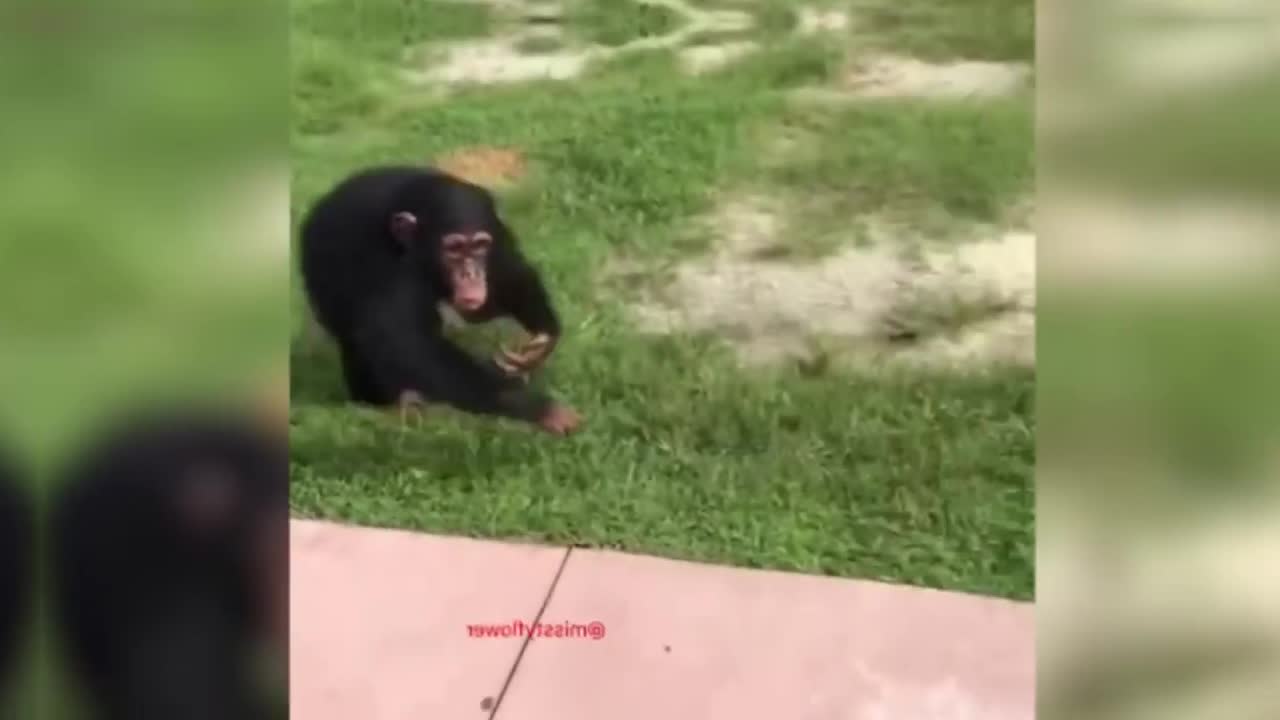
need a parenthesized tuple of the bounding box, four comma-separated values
(0, 448, 33, 698)
(50, 410, 287, 720)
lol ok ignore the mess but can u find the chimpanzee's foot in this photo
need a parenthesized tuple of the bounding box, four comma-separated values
(537, 402, 582, 436)
(390, 390, 428, 428)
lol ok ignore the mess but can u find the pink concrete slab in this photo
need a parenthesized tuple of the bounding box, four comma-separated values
(289, 519, 567, 719)
(499, 550, 1034, 720)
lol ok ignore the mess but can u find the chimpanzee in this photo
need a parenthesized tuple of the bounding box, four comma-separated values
(0, 450, 32, 696)
(298, 165, 581, 435)
(50, 411, 287, 720)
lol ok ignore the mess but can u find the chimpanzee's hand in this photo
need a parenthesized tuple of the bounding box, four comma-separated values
(494, 333, 556, 378)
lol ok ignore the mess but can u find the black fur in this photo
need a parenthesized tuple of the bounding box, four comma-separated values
(299, 166, 561, 424)
(50, 412, 286, 720)
(0, 451, 32, 695)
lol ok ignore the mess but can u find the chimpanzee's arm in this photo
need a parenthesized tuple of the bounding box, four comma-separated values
(354, 293, 554, 423)
(490, 247, 562, 376)
(494, 251, 560, 337)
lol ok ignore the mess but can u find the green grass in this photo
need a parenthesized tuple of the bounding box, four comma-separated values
(290, 0, 1035, 600)
(293, 0, 492, 61)
(765, 94, 1034, 250)
(695, 0, 798, 36)
(567, 0, 682, 47)
(515, 33, 568, 54)
(851, 0, 1036, 62)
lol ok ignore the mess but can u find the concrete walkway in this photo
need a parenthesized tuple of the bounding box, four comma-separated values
(290, 519, 1034, 719)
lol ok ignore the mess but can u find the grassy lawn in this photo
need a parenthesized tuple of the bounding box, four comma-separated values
(850, 0, 1035, 61)
(289, 0, 1035, 600)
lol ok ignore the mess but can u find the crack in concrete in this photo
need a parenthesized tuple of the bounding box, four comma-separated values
(488, 546, 576, 720)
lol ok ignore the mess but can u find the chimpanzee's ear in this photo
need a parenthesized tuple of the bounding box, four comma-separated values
(389, 212, 418, 247)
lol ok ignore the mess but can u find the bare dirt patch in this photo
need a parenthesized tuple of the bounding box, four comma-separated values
(843, 55, 1031, 98)
(414, 37, 592, 85)
(409, 0, 755, 86)
(882, 230, 1035, 367)
(796, 7, 850, 34)
(794, 55, 1031, 104)
(629, 197, 1035, 369)
(679, 40, 759, 74)
(436, 146, 529, 188)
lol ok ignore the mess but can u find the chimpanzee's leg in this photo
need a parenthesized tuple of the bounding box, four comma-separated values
(337, 341, 385, 405)
(350, 304, 579, 433)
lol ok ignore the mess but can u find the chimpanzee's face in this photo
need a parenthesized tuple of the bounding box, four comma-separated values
(389, 211, 494, 312)
(438, 230, 492, 311)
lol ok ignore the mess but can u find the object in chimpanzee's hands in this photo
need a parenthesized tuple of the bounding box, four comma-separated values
(50, 411, 288, 720)
(298, 165, 581, 436)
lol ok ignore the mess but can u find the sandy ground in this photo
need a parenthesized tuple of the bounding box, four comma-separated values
(631, 197, 1035, 369)
(410, 0, 756, 86)
(413, 0, 1028, 96)
(680, 41, 759, 75)
(410, 0, 877, 87)
(796, 7, 850, 34)
(842, 55, 1031, 98)
(436, 146, 529, 188)
(793, 55, 1032, 104)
